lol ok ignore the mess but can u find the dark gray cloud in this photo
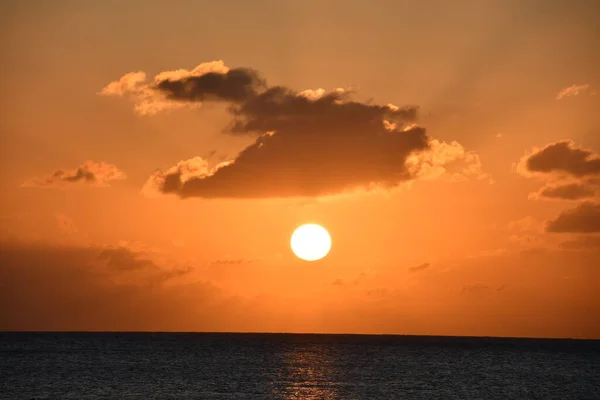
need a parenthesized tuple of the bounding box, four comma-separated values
(168, 125, 427, 198)
(534, 182, 597, 200)
(99, 62, 488, 198)
(546, 202, 600, 233)
(156, 67, 266, 103)
(147, 67, 428, 198)
(224, 86, 418, 135)
(519, 141, 600, 213)
(525, 140, 600, 178)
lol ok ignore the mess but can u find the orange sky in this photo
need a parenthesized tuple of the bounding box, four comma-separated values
(1, 0, 599, 338)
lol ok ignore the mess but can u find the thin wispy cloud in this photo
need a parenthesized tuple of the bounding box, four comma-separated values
(556, 84, 595, 100)
(22, 161, 126, 188)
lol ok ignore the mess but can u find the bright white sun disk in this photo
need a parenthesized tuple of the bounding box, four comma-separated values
(290, 224, 332, 261)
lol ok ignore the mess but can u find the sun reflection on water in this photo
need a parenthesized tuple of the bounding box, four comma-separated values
(271, 342, 341, 399)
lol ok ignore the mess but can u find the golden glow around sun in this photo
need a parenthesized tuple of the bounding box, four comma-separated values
(290, 224, 332, 261)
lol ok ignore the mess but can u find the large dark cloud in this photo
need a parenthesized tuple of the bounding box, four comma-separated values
(99, 62, 488, 198)
(546, 202, 600, 233)
(224, 86, 418, 135)
(166, 126, 427, 198)
(525, 140, 600, 178)
(145, 67, 433, 198)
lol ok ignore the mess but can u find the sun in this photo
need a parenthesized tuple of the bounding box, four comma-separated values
(290, 224, 332, 261)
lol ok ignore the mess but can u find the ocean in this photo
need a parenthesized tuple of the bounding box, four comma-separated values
(1, 332, 599, 399)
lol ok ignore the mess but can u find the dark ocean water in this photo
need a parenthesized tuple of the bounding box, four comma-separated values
(1, 333, 599, 399)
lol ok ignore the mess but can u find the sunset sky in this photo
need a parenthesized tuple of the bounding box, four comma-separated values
(1, 0, 599, 338)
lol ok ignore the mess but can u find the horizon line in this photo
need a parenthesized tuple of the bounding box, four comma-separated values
(1, 330, 598, 341)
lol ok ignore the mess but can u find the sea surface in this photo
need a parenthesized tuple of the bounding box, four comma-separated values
(1, 332, 599, 399)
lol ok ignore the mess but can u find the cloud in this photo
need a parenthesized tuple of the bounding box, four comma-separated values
(2, 239, 599, 337)
(324, 247, 600, 338)
(98, 246, 158, 271)
(556, 84, 595, 100)
(142, 68, 430, 197)
(405, 139, 491, 183)
(500, 217, 556, 256)
(22, 161, 126, 188)
(0, 241, 239, 331)
(331, 270, 376, 288)
(222, 85, 417, 135)
(98, 245, 192, 284)
(135, 65, 490, 197)
(156, 67, 266, 103)
(520, 140, 600, 178)
(559, 235, 600, 250)
(211, 259, 248, 265)
(99, 71, 147, 96)
(146, 129, 430, 198)
(99, 61, 230, 115)
(409, 262, 430, 273)
(104, 61, 488, 198)
(517, 142, 600, 233)
(508, 216, 543, 232)
(142, 157, 234, 197)
(530, 182, 598, 201)
(517, 141, 600, 201)
(546, 202, 600, 233)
